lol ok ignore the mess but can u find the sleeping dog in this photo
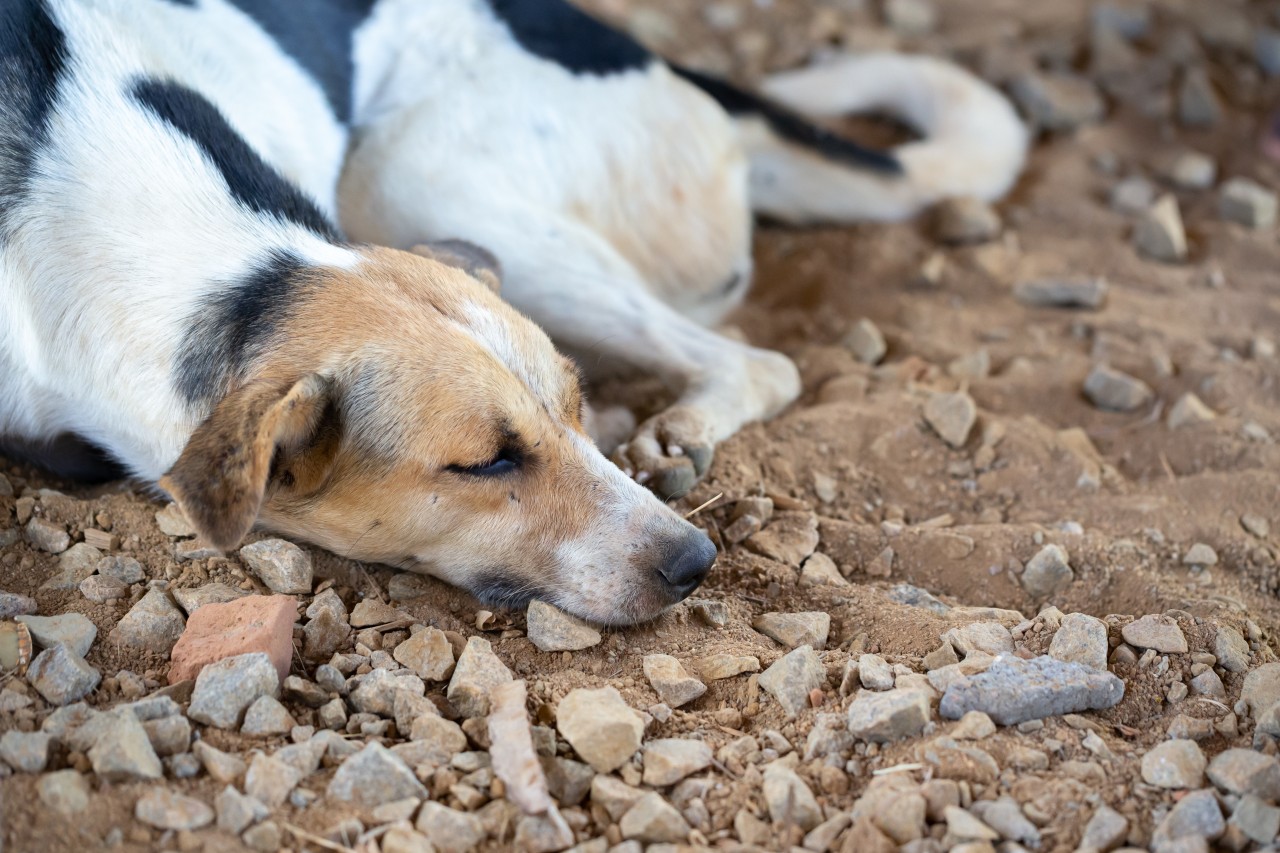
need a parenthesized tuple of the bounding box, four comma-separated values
(0, 0, 1026, 624)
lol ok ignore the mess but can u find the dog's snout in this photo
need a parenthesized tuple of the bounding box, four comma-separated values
(658, 531, 716, 600)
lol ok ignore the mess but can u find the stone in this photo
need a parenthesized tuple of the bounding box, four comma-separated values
(1220, 177, 1278, 228)
(695, 654, 760, 681)
(883, 0, 935, 35)
(799, 552, 847, 587)
(1153, 788, 1224, 846)
(944, 622, 1014, 657)
(1013, 276, 1107, 310)
(0, 731, 51, 772)
(0, 591, 37, 619)
(109, 587, 186, 654)
(446, 637, 513, 717)
(1166, 152, 1217, 192)
(1209, 749, 1280, 801)
(557, 686, 643, 773)
(1243, 513, 1271, 538)
(642, 654, 706, 707)
(98, 556, 145, 584)
(1232, 794, 1280, 844)
(619, 792, 690, 844)
(1111, 175, 1156, 214)
(1165, 393, 1217, 430)
(238, 539, 312, 594)
(135, 789, 214, 831)
(540, 756, 593, 807)
(393, 627, 455, 681)
(192, 741, 246, 784)
(241, 695, 295, 736)
(1122, 615, 1188, 653)
(302, 609, 349, 662)
(169, 594, 295, 685)
(188, 652, 280, 729)
(37, 770, 90, 815)
(844, 318, 887, 364)
(88, 708, 163, 782)
(15, 613, 96, 658)
(350, 598, 405, 628)
(326, 742, 427, 805)
(242, 821, 282, 852)
(156, 503, 196, 537)
(762, 763, 823, 831)
(752, 611, 830, 649)
(215, 785, 268, 834)
(244, 753, 302, 808)
(1178, 67, 1222, 127)
(1021, 544, 1074, 598)
(939, 654, 1124, 725)
(144, 715, 192, 756)
(1142, 739, 1206, 789)
(847, 688, 931, 742)
(381, 828, 434, 853)
(934, 197, 1001, 245)
(350, 668, 425, 717)
(1048, 613, 1109, 671)
(416, 801, 485, 853)
(951, 710, 997, 741)
(859, 654, 894, 690)
(526, 600, 601, 651)
(745, 512, 820, 567)
(171, 583, 249, 615)
(1244, 663, 1280, 716)
(1133, 194, 1187, 263)
(642, 738, 712, 786)
(758, 645, 825, 717)
(923, 391, 977, 449)
(1215, 626, 1250, 673)
(1081, 804, 1128, 852)
(485, 679, 553, 817)
(79, 571, 129, 604)
(27, 643, 100, 706)
(689, 599, 729, 628)
(1011, 72, 1104, 131)
(591, 775, 646, 822)
(25, 517, 70, 553)
(1190, 669, 1225, 698)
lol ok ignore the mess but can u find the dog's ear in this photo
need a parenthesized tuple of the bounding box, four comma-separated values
(160, 374, 334, 551)
(410, 239, 503, 293)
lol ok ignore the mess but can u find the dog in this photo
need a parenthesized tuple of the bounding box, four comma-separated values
(0, 0, 1026, 624)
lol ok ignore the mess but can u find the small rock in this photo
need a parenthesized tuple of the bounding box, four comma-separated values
(416, 801, 485, 853)
(170, 595, 298, 685)
(1092, 4, 1150, 38)
(1021, 544, 1074, 598)
(0, 731, 51, 772)
(188, 652, 280, 729)
(944, 622, 1014, 657)
(302, 609, 349, 662)
(1169, 152, 1217, 190)
(135, 789, 214, 831)
(1011, 73, 1105, 131)
(844, 318, 887, 365)
(242, 821, 283, 852)
(1014, 276, 1108, 310)
(939, 655, 1124, 725)
(951, 710, 997, 740)
(15, 613, 96, 658)
(945, 806, 999, 841)
(1111, 175, 1156, 214)
(1242, 514, 1271, 539)
(393, 627, 456, 681)
(752, 611, 830, 649)
(799, 552, 847, 587)
(0, 591, 37, 619)
(326, 742, 427, 806)
(619, 792, 690, 844)
(923, 391, 977, 449)
(763, 762, 823, 831)
(642, 739, 712, 787)
(695, 654, 760, 681)
(1122, 615, 1188, 653)
(934, 197, 1001, 245)
(143, 715, 192, 756)
(88, 708, 163, 781)
(1048, 613, 1109, 671)
(215, 785, 268, 834)
(241, 695, 295, 736)
(27, 643, 100, 706)
(1220, 177, 1279, 229)
(171, 583, 249, 615)
(446, 637, 513, 717)
(350, 667, 425, 717)
(642, 655, 707, 707)
(25, 517, 70, 553)
(1084, 364, 1154, 412)
(1133, 194, 1187, 263)
(97, 556, 145, 584)
(1244, 663, 1280, 716)
(1152, 788, 1224, 846)
(349, 598, 404, 628)
(859, 654, 894, 691)
(80, 574, 128, 603)
(244, 753, 302, 808)
(556, 686, 643, 773)
(689, 599, 729, 628)
(1081, 804, 1128, 852)
(37, 770, 90, 815)
(1178, 66, 1222, 127)
(1231, 794, 1280, 845)
(1141, 739, 1206, 788)
(883, 0, 935, 35)
(239, 539, 312, 594)
(487, 679, 553, 815)
(744, 512, 820, 567)
(758, 645, 826, 717)
(109, 587, 186, 655)
(847, 688, 931, 742)
(1168, 393, 1216, 429)
(1215, 626, 1250, 673)
(526, 600, 602, 652)
(1208, 749, 1280, 800)
(192, 741, 246, 784)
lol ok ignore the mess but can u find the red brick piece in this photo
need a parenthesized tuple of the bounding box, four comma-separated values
(168, 595, 296, 685)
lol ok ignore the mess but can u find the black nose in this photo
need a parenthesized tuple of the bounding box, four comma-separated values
(658, 532, 716, 600)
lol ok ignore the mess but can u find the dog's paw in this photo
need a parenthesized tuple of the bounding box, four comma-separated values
(612, 406, 715, 499)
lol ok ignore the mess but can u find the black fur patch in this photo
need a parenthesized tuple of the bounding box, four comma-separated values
(0, 0, 68, 235)
(175, 250, 309, 406)
(132, 78, 341, 240)
(485, 0, 650, 75)
(0, 434, 128, 484)
(676, 67, 903, 175)
(469, 571, 545, 610)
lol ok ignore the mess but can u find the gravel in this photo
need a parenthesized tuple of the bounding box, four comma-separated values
(15, 612, 96, 658)
(1084, 364, 1154, 412)
(751, 611, 830, 649)
(1141, 739, 1207, 788)
(36, 770, 90, 815)
(134, 789, 215, 831)
(25, 517, 70, 553)
(0, 730, 51, 772)
(1013, 276, 1108, 309)
(642, 654, 707, 707)
(88, 708, 163, 782)
(923, 391, 978, 449)
(238, 538, 313, 594)
(1048, 613, 1109, 671)
(847, 688, 932, 742)
(1021, 544, 1074, 598)
(758, 645, 826, 717)
(1011, 72, 1105, 131)
(326, 742, 427, 805)
(392, 627, 456, 681)
(556, 686, 644, 773)
(1168, 393, 1216, 429)
(1133, 194, 1188, 262)
(1220, 177, 1279, 229)
(109, 587, 186, 654)
(1208, 749, 1280, 800)
(446, 637, 514, 718)
(416, 801, 486, 853)
(939, 655, 1124, 725)
(642, 738, 712, 786)
(1178, 67, 1223, 127)
(844, 318, 887, 365)
(27, 643, 100, 706)
(187, 652, 280, 729)
(1121, 615, 1188, 653)
(526, 600, 602, 651)
(619, 792, 691, 843)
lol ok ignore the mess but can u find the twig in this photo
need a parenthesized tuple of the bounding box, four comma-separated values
(872, 762, 925, 776)
(282, 822, 353, 852)
(684, 492, 724, 519)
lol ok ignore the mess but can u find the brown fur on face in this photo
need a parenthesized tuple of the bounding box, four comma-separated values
(164, 247, 711, 624)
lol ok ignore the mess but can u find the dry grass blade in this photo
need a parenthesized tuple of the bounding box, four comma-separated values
(684, 492, 724, 519)
(282, 822, 353, 852)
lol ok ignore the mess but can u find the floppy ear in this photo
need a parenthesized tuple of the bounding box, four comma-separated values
(410, 239, 503, 293)
(160, 374, 333, 551)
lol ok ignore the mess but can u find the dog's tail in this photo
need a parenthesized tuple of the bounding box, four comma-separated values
(678, 53, 1028, 225)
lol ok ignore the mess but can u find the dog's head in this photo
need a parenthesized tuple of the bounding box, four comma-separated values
(160, 245, 714, 625)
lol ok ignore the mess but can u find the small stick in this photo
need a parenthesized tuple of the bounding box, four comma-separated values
(872, 762, 925, 776)
(282, 822, 353, 852)
(685, 492, 724, 519)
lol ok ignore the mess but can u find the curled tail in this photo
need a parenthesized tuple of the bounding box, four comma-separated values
(682, 53, 1028, 225)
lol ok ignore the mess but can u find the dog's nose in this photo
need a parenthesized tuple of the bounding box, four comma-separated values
(658, 532, 716, 600)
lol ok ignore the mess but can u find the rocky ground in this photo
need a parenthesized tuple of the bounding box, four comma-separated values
(5, 0, 1280, 851)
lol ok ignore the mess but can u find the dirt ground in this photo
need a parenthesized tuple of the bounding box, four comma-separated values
(3, 0, 1280, 851)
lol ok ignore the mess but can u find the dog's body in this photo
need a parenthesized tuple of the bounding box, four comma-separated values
(0, 0, 1026, 623)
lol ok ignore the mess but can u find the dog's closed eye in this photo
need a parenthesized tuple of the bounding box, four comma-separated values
(448, 444, 523, 478)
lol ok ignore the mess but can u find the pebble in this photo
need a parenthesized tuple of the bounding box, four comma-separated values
(393, 627, 455, 681)
(1142, 739, 1207, 788)
(241, 695, 295, 736)
(1178, 67, 1222, 127)
(1215, 626, 1250, 673)
(326, 742, 427, 805)
(1244, 662, 1280, 716)
(144, 715, 192, 756)
(238, 539, 313, 594)
(37, 770, 90, 815)
(41, 542, 101, 590)
(556, 686, 643, 772)
(215, 785, 268, 834)
(349, 599, 405, 628)
(169, 594, 296, 685)
(951, 710, 997, 740)
(0, 591, 37, 619)
(1014, 277, 1108, 310)
(0, 730, 50, 772)
(933, 197, 1001, 244)
(1168, 393, 1216, 429)
(1020, 544, 1074, 598)
(1232, 794, 1280, 845)
(88, 708, 163, 781)
(109, 587, 186, 654)
(80, 573, 128, 602)
(945, 806, 999, 841)
(1242, 513, 1271, 539)
(1169, 152, 1217, 190)
(134, 789, 214, 831)
(97, 556, 145, 584)
(416, 801, 485, 853)
(1084, 364, 1154, 412)
(1121, 615, 1188, 653)
(27, 643, 101, 706)
(847, 688, 931, 742)
(642, 655, 707, 707)
(1081, 804, 1128, 852)
(242, 821, 282, 852)
(858, 654, 894, 690)
(25, 517, 70, 553)
(526, 600, 602, 652)
(1220, 177, 1278, 229)
(695, 654, 760, 681)
(619, 792, 691, 844)
(188, 652, 280, 729)
(1011, 73, 1105, 131)
(939, 655, 1124, 725)
(193, 741, 246, 784)
(1111, 175, 1156, 214)
(171, 583, 249, 615)
(155, 503, 196, 537)
(244, 753, 303, 808)
(642, 739, 712, 786)
(15, 613, 96, 658)
(1048, 613, 1109, 671)
(844, 318, 887, 365)
(763, 762, 823, 831)
(487, 679, 552, 815)
(1208, 749, 1280, 800)
(745, 512, 820, 567)
(799, 552, 847, 587)
(689, 599, 729, 628)
(752, 611, 830, 649)
(446, 637, 513, 717)
(302, 609, 349, 662)
(758, 645, 826, 717)
(350, 668, 425, 717)
(923, 391, 977, 449)
(1133, 194, 1187, 263)
(1152, 788, 1223, 846)
(944, 622, 1014, 657)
